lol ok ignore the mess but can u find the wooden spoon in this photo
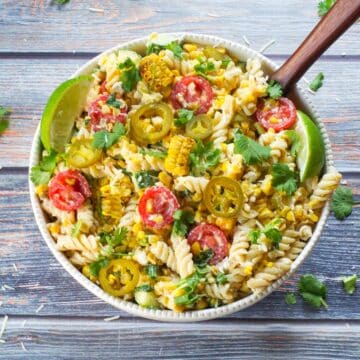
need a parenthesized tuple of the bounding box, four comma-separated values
(272, 0, 360, 93)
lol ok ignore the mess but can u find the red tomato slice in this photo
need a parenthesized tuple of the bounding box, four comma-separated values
(170, 75, 214, 115)
(49, 170, 91, 211)
(256, 97, 297, 132)
(138, 186, 180, 229)
(89, 94, 127, 131)
(188, 223, 228, 264)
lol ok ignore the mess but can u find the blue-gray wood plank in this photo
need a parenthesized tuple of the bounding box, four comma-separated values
(0, 0, 359, 359)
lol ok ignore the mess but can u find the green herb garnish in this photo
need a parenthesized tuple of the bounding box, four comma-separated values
(271, 163, 299, 196)
(71, 221, 83, 238)
(0, 106, 11, 135)
(145, 264, 159, 280)
(267, 80, 283, 99)
(92, 122, 126, 149)
(331, 186, 358, 220)
(146, 41, 183, 59)
(30, 150, 58, 185)
(106, 94, 123, 109)
(284, 130, 301, 157)
(234, 131, 271, 165)
(118, 57, 141, 92)
(194, 60, 215, 78)
(298, 274, 328, 309)
(342, 274, 358, 295)
(174, 109, 194, 126)
(189, 140, 221, 176)
(89, 257, 109, 277)
(135, 284, 153, 292)
(285, 292, 297, 305)
(216, 272, 229, 285)
(318, 0, 336, 16)
(193, 249, 214, 267)
(309, 72, 324, 92)
(134, 170, 159, 189)
(140, 148, 167, 158)
(172, 210, 195, 237)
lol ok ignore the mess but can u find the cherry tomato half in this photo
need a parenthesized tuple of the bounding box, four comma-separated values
(138, 186, 180, 229)
(49, 170, 91, 211)
(130, 103, 173, 145)
(256, 97, 297, 132)
(171, 76, 214, 115)
(188, 223, 228, 264)
(88, 93, 127, 131)
(204, 177, 244, 218)
(67, 139, 102, 168)
(99, 259, 139, 297)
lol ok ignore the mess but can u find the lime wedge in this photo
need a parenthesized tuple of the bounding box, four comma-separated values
(295, 110, 325, 182)
(41, 75, 93, 153)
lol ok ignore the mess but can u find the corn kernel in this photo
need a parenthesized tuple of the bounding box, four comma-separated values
(244, 265, 253, 276)
(183, 43, 197, 52)
(266, 262, 273, 268)
(159, 171, 172, 188)
(258, 208, 273, 220)
(309, 213, 319, 222)
(137, 231, 146, 241)
(48, 223, 60, 234)
(191, 241, 201, 256)
(286, 211, 296, 222)
(35, 184, 48, 196)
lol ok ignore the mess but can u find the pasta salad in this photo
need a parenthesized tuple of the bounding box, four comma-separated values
(31, 34, 341, 312)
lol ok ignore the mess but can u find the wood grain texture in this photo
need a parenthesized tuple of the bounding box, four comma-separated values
(1, 0, 359, 55)
(0, 318, 359, 359)
(0, 172, 359, 319)
(0, 57, 359, 169)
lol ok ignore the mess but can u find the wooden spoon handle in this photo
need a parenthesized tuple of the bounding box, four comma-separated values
(272, 0, 360, 92)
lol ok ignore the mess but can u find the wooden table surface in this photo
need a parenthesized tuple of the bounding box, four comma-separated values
(0, 1, 359, 359)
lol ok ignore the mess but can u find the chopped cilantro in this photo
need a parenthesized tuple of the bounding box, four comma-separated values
(318, 0, 336, 16)
(234, 131, 271, 165)
(106, 94, 124, 109)
(0, 106, 11, 134)
(146, 43, 164, 55)
(342, 274, 357, 295)
(249, 229, 261, 244)
(174, 109, 194, 126)
(172, 210, 195, 237)
(267, 80, 283, 99)
(309, 72, 324, 92)
(99, 227, 128, 255)
(194, 60, 215, 78)
(331, 186, 358, 220)
(298, 274, 328, 309)
(146, 41, 183, 59)
(118, 58, 140, 92)
(92, 122, 126, 149)
(284, 130, 301, 157)
(249, 219, 282, 249)
(216, 272, 229, 285)
(145, 264, 159, 280)
(89, 257, 109, 277)
(30, 150, 58, 185)
(221, 58, 231, 69)
(285, 292, 297, 305)
(189, 140, 221, 176)
(134, 170, 159, 189)
(135, 284, 153, 292)
(271, 163, 299, 196)
(71, 220, 83, 238)
(140, 148, 167, 158)
(193, 249, 214, 267)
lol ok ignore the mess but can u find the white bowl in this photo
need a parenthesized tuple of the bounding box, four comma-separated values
(29, 33, 334, 322)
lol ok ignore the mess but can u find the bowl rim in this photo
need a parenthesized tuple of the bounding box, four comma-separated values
(29, 32, 333, 322)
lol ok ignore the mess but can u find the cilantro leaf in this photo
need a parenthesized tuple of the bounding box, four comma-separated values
(193, 249, 214, 267)
(234, 131, 271, 165)
(271, 163, 299, 196)
(145, 264, 159, 280)
(331, 186, 356, 220)
(71, 220, 83, 238)
(342, 274, 357, 295)
(174, 109, 194, 126)
(221, 58, 231, 69)
(135, 284, 153, 292)
(134, 170, 159, 189)
(249, 229, 261, 244)
(263, 227, 282, 249)
(267, 80, 283, 99)
(140, 148, 167, 158)
(146, 43, 164, 55)
(298, 274, 328, 309)
(0, 106, 11, 134)
(89, 257, 109, 277)
(166, 41, 183, 59)
(189, 140, 221, 176)
(318, 0, 336, 16)
(30, 150, 58, 185)
(106, 94, 124, 109)
(285, 293, 297, 305)
(172, 210, 195, 237)
(99, 227, 128, 255)
(284, 130, 301, 157)
(118, 58, 140, 92)
(216, 272, 229, 285)
(309, 72, 324, 92)
(92, 122, 126, 149)
(194, 60, 215, 78)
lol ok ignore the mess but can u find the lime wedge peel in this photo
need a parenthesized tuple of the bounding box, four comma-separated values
(295, 110, 325, 182)
(40, 75, 93, 153)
